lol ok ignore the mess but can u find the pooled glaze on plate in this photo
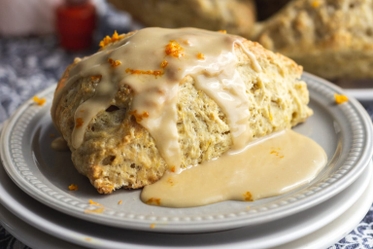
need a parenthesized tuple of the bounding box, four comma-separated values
(142, 129, 327, 207)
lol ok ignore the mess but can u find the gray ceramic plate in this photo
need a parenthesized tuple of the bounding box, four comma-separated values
(1, 72, 372, 233)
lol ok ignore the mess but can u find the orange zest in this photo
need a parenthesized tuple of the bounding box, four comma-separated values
(165, 40, 184, 58)
(125, 68, 164, 77)
(68, 184, 78, 191)
(243, 191, 253, 201)
(146, 197, 161, 206)
(108, 58, 122, 67)
(334, 94, 348, 104)
(75, 118, 84, 128)
(32, 96, 46, 106)
(99, 30, 125, 48)
(130, 110, 150, 123)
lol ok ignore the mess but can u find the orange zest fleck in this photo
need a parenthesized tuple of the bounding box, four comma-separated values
(197, 52, 205, 60)
(243, 191, 253, 201)
(160, 60, 168, 68)
(108, 58, 122, 67)
(75, 118, 84, 128)
(146, 197, 161, 206)
(68, 184, 78, 191)
(218, 30, 227, 34)
(125, 68, 164, 77)
(150, 223, 156, 229)
(99, 35, 112, 48)
(130, 110, 150, 123)
(169, 166, 176, 173)
(165, 40, 184, 58)
(270, 148, 284, 159)
(334, 94, 348, 104)
(32, 96, 46, 106)
(111, 30, 124, 42)
(99, 30, 125, 48)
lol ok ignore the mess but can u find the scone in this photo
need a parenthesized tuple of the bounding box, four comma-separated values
(108, 0, 256, 38)
(251, 0, 373, 80)
(51, 28, 313, 194)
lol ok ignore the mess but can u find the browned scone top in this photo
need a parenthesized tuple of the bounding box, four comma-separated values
(108, 0, 256, 38)
(251, 0, 373, 80)
(52, 28, 312, 194)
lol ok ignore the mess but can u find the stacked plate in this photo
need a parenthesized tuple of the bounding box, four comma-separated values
(1, 72, 373, 249)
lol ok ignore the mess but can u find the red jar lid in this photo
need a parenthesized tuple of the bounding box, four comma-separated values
(56, 0, 96, 50)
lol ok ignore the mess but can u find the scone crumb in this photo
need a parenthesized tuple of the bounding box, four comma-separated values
(334, 94, 348, 104)
(165, 40, 184, 58)
(146, 197, 161, 206)
(243, 191, 253, 201)
(118, 200, 123, 205)
(68, 184, 78, 191)
(218, 30, 227, 34)
(32, 96, 46, 106)
(150, 223, 156, 229)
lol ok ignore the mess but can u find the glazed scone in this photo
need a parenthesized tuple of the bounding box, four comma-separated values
(51, 28, 313, 194)
(251, 0, 373, 80)
(108, 0, 256, 38)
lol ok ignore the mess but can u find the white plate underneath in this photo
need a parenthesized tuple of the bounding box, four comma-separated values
(0, 157, 371, 249)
